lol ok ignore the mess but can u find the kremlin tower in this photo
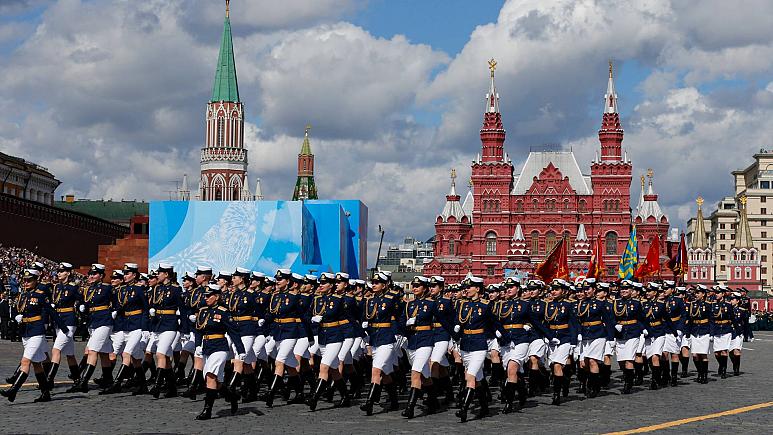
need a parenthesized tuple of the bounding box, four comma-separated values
(199, 0, 250, 201)
(292, 125, 318, 201)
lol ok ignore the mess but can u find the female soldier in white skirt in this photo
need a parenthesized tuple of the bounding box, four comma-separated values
(68, 264, 115, 393)
(542, 280, 579, 406)
(225, 268, 257, 400)
(451, 276, 503, 422)
(525, 281, 549, 396)
(710, 287, 733, 378)
(47, 262, 81, 387)
(1, 269, 67, 403)
(147, 263, 184, 398)
(687, 285, 711, 384)
(611, 280, 644, 394)
(497, 278, 534, 412)
(193, 284, 246, 420)
(631, 282, 648, 386)
(729, 293, 747, 376)
(662, 281, 686, 387)
(642, 283, 667, 390)
(576, 279, 614, 398)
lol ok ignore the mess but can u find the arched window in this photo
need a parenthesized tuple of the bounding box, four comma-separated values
(217, 116, 225, 147)
(606, 232, 618, 256)
(531, 231, 540, 254)
(532, 199, 538, 210)
(564, 199, 570, 210)
(545, 231, 556, 253)
(516, 201, 523, 212)
(213, 176, 224, 201)
(485, 231, 497, 256)
(579, 199, 586, 212)
(233, 185, 240, 200)
(448, 238, 456, 256)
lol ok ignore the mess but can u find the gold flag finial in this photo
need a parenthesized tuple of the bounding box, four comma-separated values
(647, 168, 653, 178)
(225, 0, 230, 18)
(468, 177, 473, 188)
(304, 123, 311, 136)
(451, 168, 457, 183)
(696, 196, 704, 207)
(488, 58, 497, 77)
(640, 174, 645, 188)
(609, 59, 613, 79)
(740, 195, 747, 206)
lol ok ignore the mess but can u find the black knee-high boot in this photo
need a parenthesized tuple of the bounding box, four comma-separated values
(68, 363, 81, 381)
(131, 366, 148, 395)
(164, 367, 178, 398)
(601, 364, 612, 387)
(401, 387, 422, 418)
(731, 354, 741, 376)
(455, 387, 474, 423)
(307, 378, 328, 411)
(476, 383, 489, 418)
(33, 371, 51, 403)
(150, 367, 165, 398)
(528, 368, 541, 396)
(264, 374, 283, 408)
(195, 388, 217, 420)
(502, 381, 516, 414)
(633, 362, 644, 386)
(551, 375, 563, 405)
(384, 382, 399, 411)
(334, 378, 351, 407)
(670, 361, 679, 386)
(649, 366, 660, 390)
(67, 364, 95, 393)
(621, 368, 634, 394)
(586, 372, 599, 398)
(1, 371, 28, 402)
(5, 364, 21, 384)
(679, 355, 689, 377)
(577, 368, 587, 394)
(182, 369, 203, 399)
(719, 355, 728, 379)
(516, 376, 527, 406)
(46, 363, 60, 389)
(359, 383, 382, 415)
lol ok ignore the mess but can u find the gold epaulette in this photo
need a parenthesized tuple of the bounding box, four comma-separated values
(216, 306, 228, 311)
(480, 299, 489, 304)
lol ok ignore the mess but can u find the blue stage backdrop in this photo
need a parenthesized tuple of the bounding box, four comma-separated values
(149, 200, 367, 278)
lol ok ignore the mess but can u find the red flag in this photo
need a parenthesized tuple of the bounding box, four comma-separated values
(536, 237, 569, 281)
(635, 235, 661, 279)
(587, 233, 604, 279)
(667, 233, 688, 276)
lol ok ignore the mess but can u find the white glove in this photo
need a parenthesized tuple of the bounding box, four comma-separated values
(495, 330, 502, 339)
(523, 324, 532, 331)
(175, 309, 180, 316)
(453, 325, 461, 333)
(237, 353, 247, 362)
(550, 338, 561, 345)
(361, 321, 369, 329)
(258, 319, 265, 327)
(615, 324, 623, 332)
(642, 329, 649, 337)
(50, 303, 56, 309)
(311, 315, 323, 323)
(577, 334, 583, 342)
(111, 311, 118, 319)
(406, 317, 416, 326)
(149, 308, 156, 317)
(14, 314, 23, 323)
(677, 330, 684, 338)
(188, 314, 196, 322)
(79, 305, 86, 313)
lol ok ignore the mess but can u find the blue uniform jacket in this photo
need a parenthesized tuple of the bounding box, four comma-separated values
(317, 294, 351, 345)
(52, 282, 79, 327)
(453, 298, 503, 352)
(83, 283, 114, 329)
(611, 298, 645, 339)
(149, 282, 183, 333)
(194, 305, 244, 356)
(17, 288, 67, 337)
(688, 300, 711, 336)
(497, 298, 536, 345)
(362, 293, 399, 346)
(543, 299, 579, 345)
(265, 291, 306, 340)
(400, 296, 450, 350)
(115, 283, 147, 332)
(576, 298, 615, 341)
(344, 295, 364, 339)
(664, 296, 686, 334)
(642, 299, 667, 338)
(253, 290, 271, 336)
(229, 287, 259, 336)
(731, 306, 748, 338)
(528, 298, 549, 339)
(710, 301, 734, 336)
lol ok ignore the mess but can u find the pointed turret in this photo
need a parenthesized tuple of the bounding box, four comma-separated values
(599, 59, 623, 161)
(480, 58, 506, 163)
(692, 196, 708, 249)
(179, 173, 190, 200)
(241, 173, 251, 200)
(734, 196, 754, 248)
(293, 124, 318, 201)
(255, 178, 264, 200)
(636, 170, 665, 221)
(572, 223, 591, 257)
(576, 223, 588, 241)
(211, 0, 240, 103)
(461, 178, 474, 221)
(440, 169, 465, 222)
(508, 223, 529, 257)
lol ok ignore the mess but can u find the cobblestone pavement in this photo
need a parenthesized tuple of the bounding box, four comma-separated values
(1, 335, 771, 434)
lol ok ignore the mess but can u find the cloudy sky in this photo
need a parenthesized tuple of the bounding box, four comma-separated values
(2, 0, 773, 266)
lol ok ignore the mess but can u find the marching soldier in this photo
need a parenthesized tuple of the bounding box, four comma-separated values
(182, 266, 212, 399)
(47, 262, 81, 387)
(688, 285, 711, 384)
(1, 269, 67, 403)
(147, 263, 184, 398)
(542, 280, 579, 405)
(729, 293, 748, 375)
(497, 277, 534, 412)
(710, 287, 733, 378)
(576, 279, 614, 398)
(662, 280, 685, 387)
(612, 280, 644, 394)
(642, 283, 667, 390)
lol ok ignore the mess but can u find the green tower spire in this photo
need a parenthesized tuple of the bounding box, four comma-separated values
(293, 124, 318, 201)
(211, 0, 240, 103)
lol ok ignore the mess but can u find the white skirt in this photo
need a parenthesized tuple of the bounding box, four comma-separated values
(308, 335, 320, 356)
(265, 336, 277, 358)
(548, 342, 572, 366)
(53, 326, 76, 356)
(644, 336, 666, 358)
(581, 338, 606, 361)
(338, 337, 355, 365)
(730, 336, 743, 352)
(275, 338, 298, 368)
(111, 330, 127, 355)
(372, 343, 395, 374)
(350, 337, 364, 361)
(487, 338, 500, 353)
(502, 341, 529, 368)
(294, 336, 311, 360)
(87, 326, 113, 353)
(636, 334, 646, 354)
(430, 340, 450, 366)
(253, 334, 268, 362)
(407, 346, 433, 378)
(663, 333, 681, 354)
(238, 335, 257, 364)
(180, 332, 196, 354)
(153, 330, 178, 357)
(616, 337, 640, 362)
(173, 332, 182, 352)
(527, 338, 547, 358)
(22, 335, 49, 362)
(712, 333, 732, 352)
(604, 339, 616, 356)
(691, 334, 711, 355)
(123, 329, 145, 359)
(204, 350, 229, 382)
(320, 341, 344, 369)
(461, 350, 487, 381)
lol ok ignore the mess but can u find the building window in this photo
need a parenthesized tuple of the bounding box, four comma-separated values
(763, 232, 768, 238)
(217, 116, 225, 147)
(762, 243, 768, 250)
(762, 267, 768, 275)
(720, 255, 726, 261)
(531, 231, 540, 255)
(516, 201, 523, 212)
(232, 186, 240, 200)
(761, 181, 770, 189)
(579, 199, 586, 212)
(485, 231, 497, 255)
(720, 223, 725, 229)
(762, 255, 768, 262)
(763, 221, 767, 226)
(762, 197, 767, 203)
(720, 233, 725, 240)
(701, 268, 707, 279)
(735, 267, 741, 279)
(763, 208, 767, 215)
(720, 244, 725, 250)
(720, 265, 726, 272)
(448, 239, 456, 256)
(605, 232, 618, 256)
(745, 267, 751, 280)
(545, 231, 556, 253)
(215, 187, 222, 201)
(487, 265, 495, 276)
